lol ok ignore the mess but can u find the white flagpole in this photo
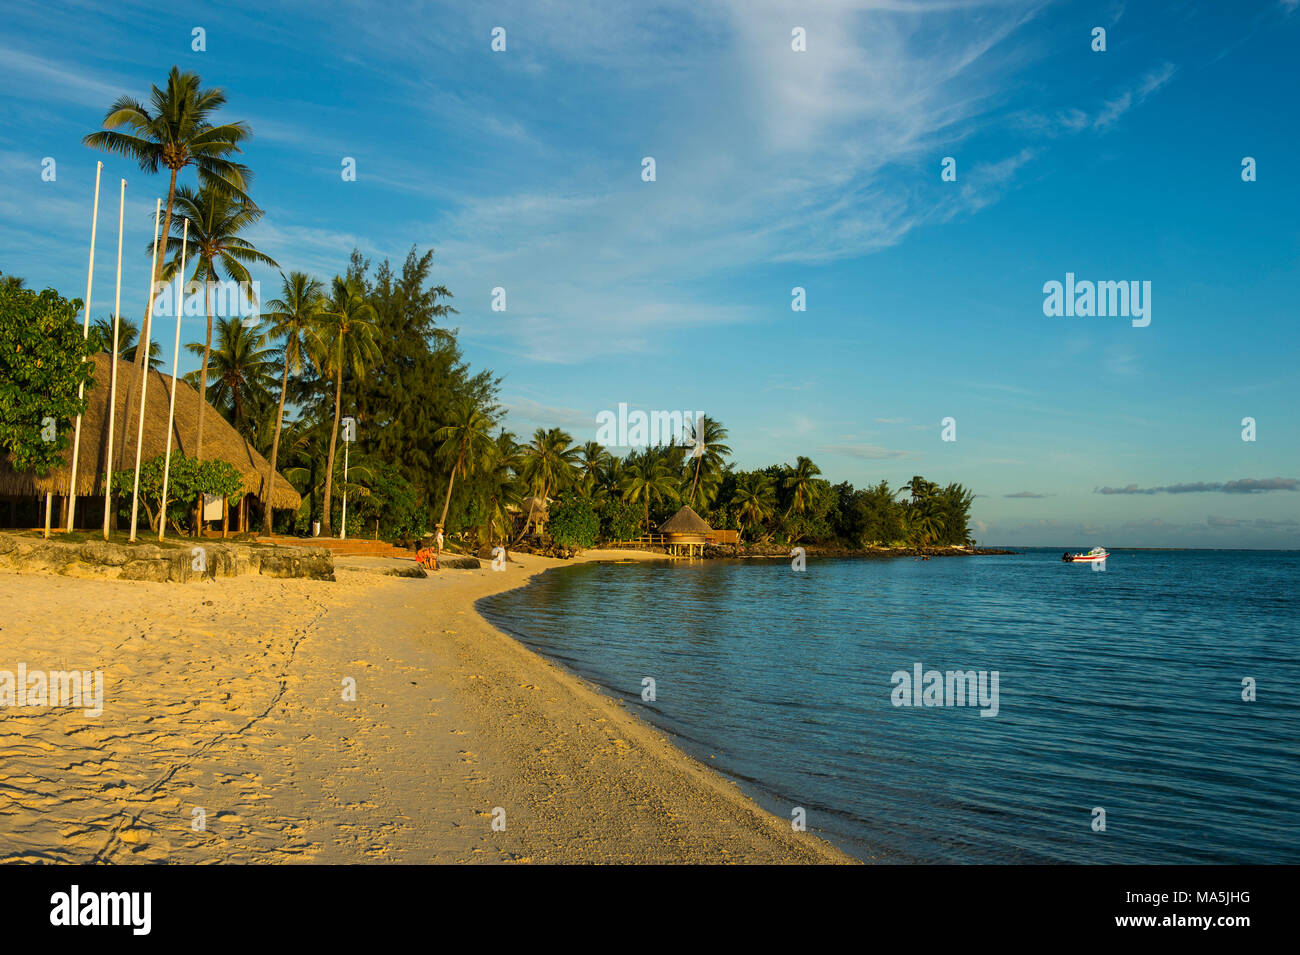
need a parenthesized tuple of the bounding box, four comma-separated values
(128, 198, 162, 543)
(102, 179, 127, 539)
(158, 219, 188, 541)
(341, 440, 349, 539)
(66, 160, 103, 531)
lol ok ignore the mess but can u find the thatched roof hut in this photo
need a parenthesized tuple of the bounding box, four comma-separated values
(659, 505, 711, 543)
(0, 352, 300, 510)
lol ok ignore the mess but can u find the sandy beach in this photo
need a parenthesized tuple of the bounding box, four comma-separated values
(0, 552, 854, 864)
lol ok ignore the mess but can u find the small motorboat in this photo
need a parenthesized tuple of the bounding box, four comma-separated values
(1062, 547, 1108, 563)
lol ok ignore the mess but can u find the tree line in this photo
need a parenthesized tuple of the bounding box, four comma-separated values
(2, 66, 976, 550)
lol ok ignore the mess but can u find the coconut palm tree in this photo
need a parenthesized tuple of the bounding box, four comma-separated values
(91, 315, 163, 369)
(619, 449, 680, 532)
(183, 316, 276, 440)
(899, 475, 938, 506)
(479, 431, 524, 550)
(781, 455, 822, 521)
(577, 441, 611, 496)
(685, 415, 730, 507)
(433, 398, 497, 536)
(84, 67, 253, 386)
(518, 428, 579, 537)
(732, 471, 777, 538)
(312, 276, 379, 536)
(0, 272, 25, 291)
(160, 182, 277, 460)
(259, 272, 325, 533)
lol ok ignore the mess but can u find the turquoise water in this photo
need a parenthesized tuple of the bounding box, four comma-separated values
(479, 549, 1300, 863)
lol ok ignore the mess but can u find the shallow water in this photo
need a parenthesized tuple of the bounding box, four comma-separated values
(480, 548, 1300, 863)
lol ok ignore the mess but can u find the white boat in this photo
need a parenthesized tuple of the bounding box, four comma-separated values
(1063, 546, 1108, 563)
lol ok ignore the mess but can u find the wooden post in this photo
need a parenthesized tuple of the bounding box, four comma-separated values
(240, 495, 248, 533)
(222, 497, 229, 538)
(43, 492, 53, 538)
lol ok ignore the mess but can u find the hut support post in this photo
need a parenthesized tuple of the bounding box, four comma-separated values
(67, 161, 102, 532)
(222, 497, 229, 539)
(43, 493, 52, 538)
(102, 178, 127, 540)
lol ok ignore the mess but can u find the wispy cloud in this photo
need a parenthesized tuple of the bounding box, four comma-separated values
(817, 442, 917, 461)
(1096, 478, 1299, 495)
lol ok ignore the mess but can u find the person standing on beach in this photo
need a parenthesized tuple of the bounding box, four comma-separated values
(434, 524, 444, 571)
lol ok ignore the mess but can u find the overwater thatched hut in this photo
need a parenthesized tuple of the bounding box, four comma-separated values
(659, 505, 712, 558)
(0, 352, 300, 532)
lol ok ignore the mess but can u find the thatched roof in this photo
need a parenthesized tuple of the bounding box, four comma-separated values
(659, 505, 711, 535)
(509, 496, 549, 518)
(0, 352, 301, 509)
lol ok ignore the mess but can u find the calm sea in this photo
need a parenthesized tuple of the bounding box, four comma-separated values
(479, 548, 1300, 863)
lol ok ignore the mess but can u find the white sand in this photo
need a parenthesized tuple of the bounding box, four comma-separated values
(0, 552, 854, 863)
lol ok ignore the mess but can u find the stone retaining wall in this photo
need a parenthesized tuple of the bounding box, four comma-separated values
(0, 533, 334, 582)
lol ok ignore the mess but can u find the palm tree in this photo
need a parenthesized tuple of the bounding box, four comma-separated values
(577, 441, 611, 496)
(0, 272, 25, 291)
(83, 67, 253, 385)
(312, 275, 379, 536)
(900, 475, 938, 506)
(183, 316, 276, 440)
(161, 182, 277, 460)
(619, 450, 680, 532)
(782, 455, 822, 521)
(91, 315, 163, 369)
(685, 415, 730, 507)
(518, 428, 579, 537)
(259, 272, 325, 533)
(433, 398, 497, 536)
(478, 430, 523, 549)
(732, 472, 777, 538)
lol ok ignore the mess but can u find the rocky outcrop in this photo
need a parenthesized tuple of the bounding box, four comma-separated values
(0, 532, 334, 582)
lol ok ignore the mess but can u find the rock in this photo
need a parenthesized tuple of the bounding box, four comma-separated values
(79, 540, 130, 566)
(119, 559, 172, 582)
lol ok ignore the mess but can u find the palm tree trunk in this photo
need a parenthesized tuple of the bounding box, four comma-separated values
(261, 356, 291, 534)
(321, 349, 343, 537)
(438, 445, 464, 530)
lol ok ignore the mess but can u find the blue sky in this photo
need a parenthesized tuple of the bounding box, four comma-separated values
(1, 0, 1297, 547)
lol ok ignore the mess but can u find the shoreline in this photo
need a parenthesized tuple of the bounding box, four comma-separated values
(0, 554, 856, 864)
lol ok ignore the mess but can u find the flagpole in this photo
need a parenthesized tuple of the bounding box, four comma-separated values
(101, 179, 127, 539)
(128, 198, 162, 543)
(158, 219, 188, 541)
(66, 160, 103, 532)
